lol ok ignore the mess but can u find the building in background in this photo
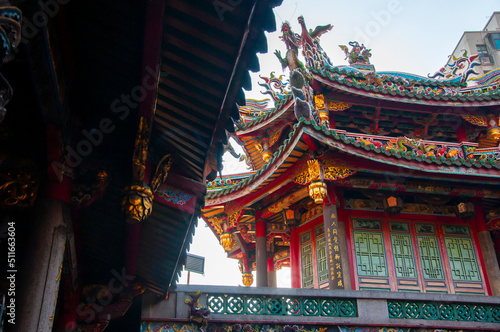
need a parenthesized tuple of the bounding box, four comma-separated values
(446, 11, 500, 77)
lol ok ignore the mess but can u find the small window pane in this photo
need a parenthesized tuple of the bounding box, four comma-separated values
(353, 231, 387, 277)
(391, 234, 417, 278)
(316, 236, 328, 283)
(301, 243, 314, 288)
(417, 236, 444, 280)
(444, 237, 481, 281)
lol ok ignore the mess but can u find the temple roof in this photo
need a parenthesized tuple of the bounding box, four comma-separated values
(311, 66, 500, 108)
(207, 118, 500, 204)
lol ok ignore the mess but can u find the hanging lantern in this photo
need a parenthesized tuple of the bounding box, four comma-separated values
(318, 109, 329, 124)
(242, 272, 254, 287)
(220, 232, 235, 251)
(383, 195, 403, 215)
(121, 184, 154, 223)
(455, 202, 475, 220)
(283, 209, 300, 228)
(308, 181, 327, 204)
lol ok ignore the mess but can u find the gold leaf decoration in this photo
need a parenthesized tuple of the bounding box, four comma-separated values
(150, 154, 173, 192)
(132, 117, 150, 182)
(315, 94, 326, 110)
(209, 216, 224, 235)
(328, 100, 351, 111)
(323, 166, 356, 181)
(307, 159, 321, 182)
(462, 116, 487, 127)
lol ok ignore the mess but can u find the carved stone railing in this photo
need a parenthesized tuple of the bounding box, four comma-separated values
(141, 285, 500, 331)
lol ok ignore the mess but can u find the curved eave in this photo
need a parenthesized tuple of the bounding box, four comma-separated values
(206, 122, 306, 206)
(153, 0, 282, 183)
(313, 73, 500, 110)
(239, 136, 266, 170)
(238, 95, 294, 135)
(207, 118, 500, 206)
(301, 120, 500, 181)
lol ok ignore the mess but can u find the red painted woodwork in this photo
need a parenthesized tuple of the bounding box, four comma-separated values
(267, 257, 274, 272)
(325, 183, 337, 206)
(475, 203, 488, 232)
(290, 227, 301, 288)
(471, 206, 492, 295)
(256, 219, 266, 238)
(329, 113, 336, 129)
(296, 214, 326, 289)
(335, 190, 355, 290)
(346, 209, 489, 295)
(138, 0, 165, 120)
(456, 123, 468, 143)
(125, 223, 142, 277)
(45, 125, 72, 202)
(303, 133, 319, 151)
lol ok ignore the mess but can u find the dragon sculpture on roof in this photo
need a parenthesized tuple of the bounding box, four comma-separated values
(339, 41, 372, 65)
(274, 16, 333, 73)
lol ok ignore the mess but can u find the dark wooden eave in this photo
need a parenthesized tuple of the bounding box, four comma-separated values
(152, 0, 281, 183)
(16, 0, 283, 302)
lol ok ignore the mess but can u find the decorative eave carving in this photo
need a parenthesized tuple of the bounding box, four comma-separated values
(150, 154, 173, 192)
(132, 117, 149, 183)
(76, 282, 146, 330)
(0, 170, 38, 207)
(292, 156, 356, 185)
(71, 170, 108, 207)
(122, 117, 174, 223)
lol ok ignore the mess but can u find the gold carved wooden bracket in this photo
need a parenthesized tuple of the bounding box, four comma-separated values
(71, 169, 108, 207)
(122, 117, 173, 223)
(314, 94, 351, 124)
(0, 171, 38, 207)
(291, 156, 356, 205)
(292, 156, 357, 185)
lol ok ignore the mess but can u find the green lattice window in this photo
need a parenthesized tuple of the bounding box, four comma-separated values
(391, 234, 417, 278)
(417, 236, 444, 279)
(316, 236, 328, 283)
(444, 237, 481, 281)
(353, 231, 387, 277)
(301, 243, 314, 288)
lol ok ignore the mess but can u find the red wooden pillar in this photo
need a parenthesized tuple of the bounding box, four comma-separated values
(125, 0, 165, 278)
(335, 190, 353, 290)
(475, 202, 500, 296)
(255, 217, 268, 287)
(267, 256, 277, 287)
(323, 184, 349, 289)
(456, 120, 468, 143)
(290, 226, 301, 288)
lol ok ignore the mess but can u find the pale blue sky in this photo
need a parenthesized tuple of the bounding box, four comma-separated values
(179, 1, 500, 288)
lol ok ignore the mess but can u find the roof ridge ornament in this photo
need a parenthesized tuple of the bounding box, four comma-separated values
(275, 16, 333, 74)
(339, 41, 375, 72)
(428, 49, 481, 83)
